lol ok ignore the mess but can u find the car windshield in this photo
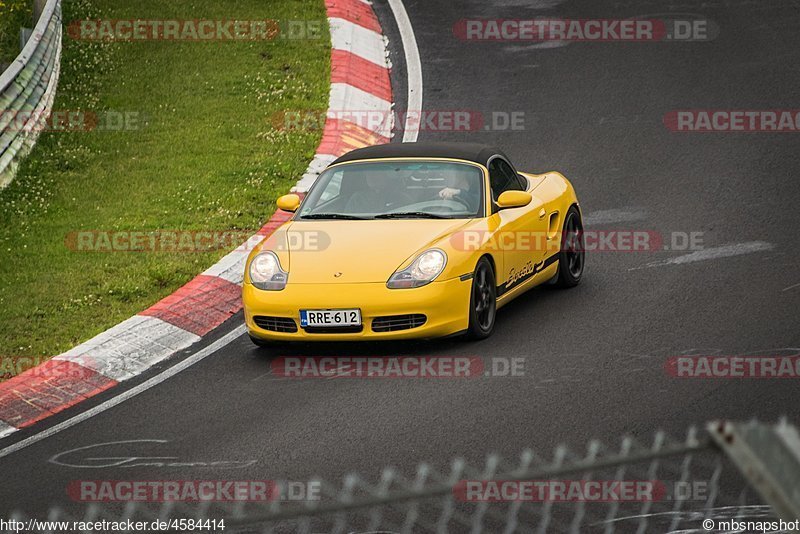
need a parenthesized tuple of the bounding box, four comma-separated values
(296, 160, 484, 220)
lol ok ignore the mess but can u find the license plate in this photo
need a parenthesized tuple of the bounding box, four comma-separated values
(300, 309, 361, 328)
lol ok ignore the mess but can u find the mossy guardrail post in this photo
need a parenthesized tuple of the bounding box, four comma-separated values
(0, 0, 62, 188)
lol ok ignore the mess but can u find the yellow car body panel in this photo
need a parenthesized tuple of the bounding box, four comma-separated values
(243, 157, 579, 341)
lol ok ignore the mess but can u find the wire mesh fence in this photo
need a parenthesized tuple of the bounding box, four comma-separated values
(7, 419, 799, 533)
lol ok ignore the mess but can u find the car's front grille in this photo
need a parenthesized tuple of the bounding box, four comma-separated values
(303, 325, 364, 334)
(371, 314, 427, 332)
(253, 316, 298, 333)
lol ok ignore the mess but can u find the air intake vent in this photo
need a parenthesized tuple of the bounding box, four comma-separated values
(253, 316, 298, 333)
(372, 314, 427, 332)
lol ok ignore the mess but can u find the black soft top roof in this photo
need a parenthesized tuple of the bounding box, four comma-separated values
(331, 142, 510, 167)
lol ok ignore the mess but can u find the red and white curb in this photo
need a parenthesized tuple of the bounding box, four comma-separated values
(0, 0, 393, 438)
(293, 0, 393, 193)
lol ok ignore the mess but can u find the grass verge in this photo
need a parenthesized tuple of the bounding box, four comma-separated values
(0, 0, 329, 377)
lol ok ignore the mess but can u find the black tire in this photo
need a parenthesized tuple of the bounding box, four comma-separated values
(248, 334, 270, 348)
(554, 205, 585, 288)
(467, 257, 497, 339)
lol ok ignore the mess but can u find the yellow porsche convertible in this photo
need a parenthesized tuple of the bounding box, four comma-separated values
(243, 142, 584, 343)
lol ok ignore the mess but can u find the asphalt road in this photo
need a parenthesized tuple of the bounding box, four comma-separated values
(2, 0, 799, 529)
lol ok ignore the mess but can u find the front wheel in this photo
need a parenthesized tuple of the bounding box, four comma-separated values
(248, 334, 270, 348)
(467, 257, 497, 339)
(554, 205, 585, 288)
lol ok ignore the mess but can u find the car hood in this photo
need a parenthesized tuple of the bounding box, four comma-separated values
(281, 219, 470, 284)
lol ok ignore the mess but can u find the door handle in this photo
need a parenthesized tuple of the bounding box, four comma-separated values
(538, 208, 546, 219)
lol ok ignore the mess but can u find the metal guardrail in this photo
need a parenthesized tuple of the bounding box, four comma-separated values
(9, 419, 800, 533)
(0, 0, 62, 188)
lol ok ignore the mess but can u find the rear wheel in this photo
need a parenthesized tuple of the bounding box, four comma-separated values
(467, 257, 497, 339)
(554, 205, 585, 288)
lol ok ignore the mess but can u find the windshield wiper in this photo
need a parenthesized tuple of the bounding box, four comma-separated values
(374, 212, 451, 219)
(299, 213, 371, 220)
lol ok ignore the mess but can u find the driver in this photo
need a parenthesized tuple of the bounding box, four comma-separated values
(438, 168, 479, 212)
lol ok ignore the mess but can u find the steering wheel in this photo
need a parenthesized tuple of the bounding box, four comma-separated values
(449, 194, 473, 211)
(402, 199, 466, 213)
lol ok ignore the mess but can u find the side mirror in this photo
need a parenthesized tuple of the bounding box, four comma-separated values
(276, 193, 301, 212)
(496, 191, 532, 210)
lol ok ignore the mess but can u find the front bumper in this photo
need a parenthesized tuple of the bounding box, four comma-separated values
(243, 277, 471, 341)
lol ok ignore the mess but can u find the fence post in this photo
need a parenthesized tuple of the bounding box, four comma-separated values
(709, 419, 800, 521)
(0, 0, 62, 188)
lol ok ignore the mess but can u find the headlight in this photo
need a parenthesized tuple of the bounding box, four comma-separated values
(249, 251, 288, 290)
(387, 249, 447, 289)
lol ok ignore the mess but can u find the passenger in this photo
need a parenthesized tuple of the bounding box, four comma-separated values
(344, 167, 411, 213)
